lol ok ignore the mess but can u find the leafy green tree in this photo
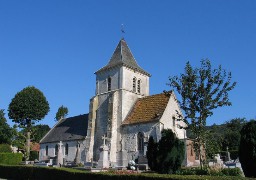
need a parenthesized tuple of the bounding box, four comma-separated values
(55, 105, 68, 121)
(8, 86, 50, 160)
(146, 136, 158, 171)
(239, 120, 256, 177)
(31, 124, 50, 143)
(0, 109, 15, 144)
(157, 129, 184, 174)
(222, 118, 246, 151)
(168, 59, 236, 168)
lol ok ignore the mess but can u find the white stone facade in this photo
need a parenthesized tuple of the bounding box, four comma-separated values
(40, 38, 187, 167)
(40, 140, 86, 164)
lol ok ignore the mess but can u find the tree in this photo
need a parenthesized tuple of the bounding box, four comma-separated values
(157, 129, 184, 174)
(55, 105, 68, 121)
(31, 124, 50, 143)
(168, 59, 236, 168)
(222, 118, 246, 151)
(0, 109, 15, 144)
(146, 129, 184, 174)
(239, 120, 256, 177)
(8, 86, 50, 160)
(146, 136, 158, 171)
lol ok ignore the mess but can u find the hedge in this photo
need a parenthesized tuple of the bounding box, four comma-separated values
(177, 167, 242, 177)
(0, 153, 23, 165)
(0, 144, 12, 152)
(29, 151, 39, 161)
(0, 165, 247, 180)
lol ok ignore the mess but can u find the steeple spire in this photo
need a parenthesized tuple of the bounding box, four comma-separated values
(95, 39, 150, 76)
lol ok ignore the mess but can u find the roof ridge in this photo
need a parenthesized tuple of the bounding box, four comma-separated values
(138, 91, 172, 100)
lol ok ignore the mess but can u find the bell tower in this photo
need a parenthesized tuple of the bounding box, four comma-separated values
(86, 38, 150, 165)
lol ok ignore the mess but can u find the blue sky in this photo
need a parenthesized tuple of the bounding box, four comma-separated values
(0, 1, 255, 128)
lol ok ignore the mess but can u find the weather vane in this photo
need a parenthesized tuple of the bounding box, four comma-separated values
(121, 24, 125, 38)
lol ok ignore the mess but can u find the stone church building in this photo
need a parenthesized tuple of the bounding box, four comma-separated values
(39, 38, 191, 167)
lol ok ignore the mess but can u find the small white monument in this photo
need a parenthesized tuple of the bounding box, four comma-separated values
(74, 142, 81, 165)
(97, 135, 109, 169)
(56, 141, 63, 166)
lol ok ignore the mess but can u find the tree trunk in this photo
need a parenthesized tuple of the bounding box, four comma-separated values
(26, 131, 30, 161)
(199, 140, 203, 169)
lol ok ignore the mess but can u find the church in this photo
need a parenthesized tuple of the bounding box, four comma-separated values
(39, 38, 192, 167)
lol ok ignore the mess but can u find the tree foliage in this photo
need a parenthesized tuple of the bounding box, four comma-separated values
(222, 118, 246, 151)
(0, 109, 14, 144)
(146, 136, 157, 171)
(31, 124, 50, 143)
(239, 120, 256, 177)
(55, 105, 68, 121)
(168, 59, 236, 167)
(147, 129, 184, 174)
(8, 86, 50, 160)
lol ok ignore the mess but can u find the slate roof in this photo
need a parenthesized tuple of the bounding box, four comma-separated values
(95, 38, 150, 76)
(40, 114, 88, 144)
(122, 92, 171, 125)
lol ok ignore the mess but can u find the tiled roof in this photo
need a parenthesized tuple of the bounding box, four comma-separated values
(31, 142, 40, 152)
(95, 39, 150, 76)
(40, 114, 88, 144)
(122, 92, 170, 125)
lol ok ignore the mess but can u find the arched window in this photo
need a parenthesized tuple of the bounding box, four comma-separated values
(133, 77, 136, 92)
(137, 79, 141, 93)
(45, 145, 48, 156)
(107, 77, 111, 91)
(138, 132, 144, 153)
(55, 144, 58, 156)
(65, 143, 68, 156)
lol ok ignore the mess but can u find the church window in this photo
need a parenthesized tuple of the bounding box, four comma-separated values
(138, 132, 144, 153)
(133, 77, 136, 92)
(172, 116, 175, 127)
(65, 143, 68, 156)
(107, 77, 111, 91)
(137, 79, 141, 93)
(55, 144, 58, 156)
(46, 145, 48, 156)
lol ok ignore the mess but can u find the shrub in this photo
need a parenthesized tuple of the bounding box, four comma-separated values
(177, 167, 242, 177)
(147, 129, 184, 174)
(0, 144, 12, 152)
(146, 136, 157, 171)
(221, 168, 242, 176)
(239, 120, 256, 177)
(0, 165, 245, 180)
(0, 153, 23, 165)
(29, 151, 39, 161)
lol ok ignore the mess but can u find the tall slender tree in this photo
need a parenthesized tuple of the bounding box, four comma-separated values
(239, 120, 256, 177)
(168, 59, 236, 168)
(8, 86, 50, 160)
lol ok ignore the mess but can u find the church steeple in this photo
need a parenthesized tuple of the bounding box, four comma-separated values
(96, 39, 150, 76)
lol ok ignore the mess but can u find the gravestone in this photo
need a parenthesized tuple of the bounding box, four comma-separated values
(97, 135, 109, 168)
(74, 142, 81, 165)
(56, 141, 63, 166)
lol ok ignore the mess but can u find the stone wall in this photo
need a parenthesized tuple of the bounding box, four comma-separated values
(39, 140, 86, 164)
(122, 66, 149, 96)
(160, 92, 187, 139)
(121, 122, 158, 162)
